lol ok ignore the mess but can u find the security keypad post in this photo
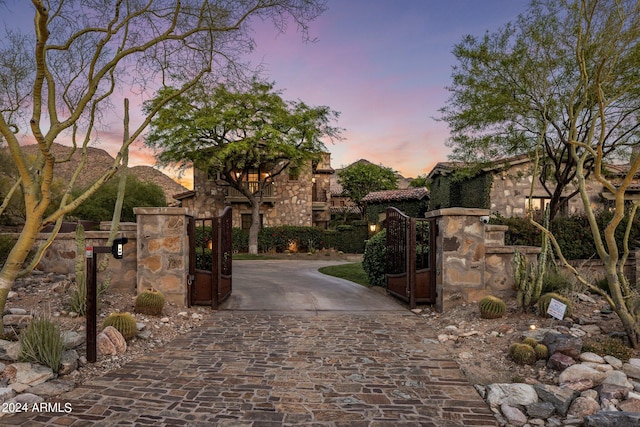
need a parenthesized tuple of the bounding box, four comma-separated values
(86, 238, 128, 363)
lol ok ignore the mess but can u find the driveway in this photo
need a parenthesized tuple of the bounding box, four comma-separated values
(222, 260, 403, 312)
(8, 260, 497, 426)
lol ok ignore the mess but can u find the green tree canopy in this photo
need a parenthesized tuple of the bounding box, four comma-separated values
(337, 162, 398, 219)
(440, 0, 640, 219)
(145, 79, 342, 253)
(71, 176, 167, 223)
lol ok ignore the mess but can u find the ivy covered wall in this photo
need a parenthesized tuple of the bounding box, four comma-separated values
(428, 173, 493, 211)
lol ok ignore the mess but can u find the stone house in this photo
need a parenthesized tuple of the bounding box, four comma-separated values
(175, 153, 334, 230)
(426, 154, 636, 218)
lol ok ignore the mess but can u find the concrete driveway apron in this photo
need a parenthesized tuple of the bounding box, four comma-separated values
(8, 260, 497, 426)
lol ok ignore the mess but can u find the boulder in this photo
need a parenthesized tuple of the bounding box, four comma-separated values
(526, 401, 556, 418)
(501, 403, 527, 426)
(10, 363, 54, 386)
(97, 332, 116, 356)
(61, 331, 85, 350)
(533, 383, 579, 416)
(604, 355, 623, 370)
(579, 352, 605, 364)
(0, 340, 21, 361)
(59, 350, 79, 375)
(102, 326, 126, 354)
(27, 379, 75, 397)
(486, 383, 538, 408)
(559, 364, 607, 389)
(597, 383, 631, 402)
(543, 332, 583, 358)
(618, 397, 640, 412)
(623, 362, 640, 380)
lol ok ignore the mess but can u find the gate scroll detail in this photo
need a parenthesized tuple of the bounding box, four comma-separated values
(385, 207, 436, 308)
(188, 206, 232, 308)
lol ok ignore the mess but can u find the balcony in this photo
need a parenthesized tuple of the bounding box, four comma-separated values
(226, 182, 276, 204)
(312, 188, 329, 211)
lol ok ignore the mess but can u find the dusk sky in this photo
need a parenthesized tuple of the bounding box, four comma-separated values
(7, 1, 531, 188)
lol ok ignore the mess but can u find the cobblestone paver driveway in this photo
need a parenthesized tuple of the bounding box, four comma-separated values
(9, 261, 497, 426)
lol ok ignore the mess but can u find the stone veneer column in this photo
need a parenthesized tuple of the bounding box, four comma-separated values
(134, 207, 193, 306)
(425, 208, 490, 312)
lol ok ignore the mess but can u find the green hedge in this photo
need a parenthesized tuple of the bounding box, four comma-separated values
(493, 211, 640, 260)
(362, 230, 387, 286)
(366, 199, 429, 224)
(429, 173, 492, 211)
(230, 224, 369, 254)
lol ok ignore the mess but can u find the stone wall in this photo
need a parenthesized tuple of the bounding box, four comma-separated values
(134, 207, 192, 305)
(426, 208, 540, 312)
(29, 223, 137, 292)
(490, 163, 604, 217)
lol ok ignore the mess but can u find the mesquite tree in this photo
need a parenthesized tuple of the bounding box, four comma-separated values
(0, 0, 327, 326)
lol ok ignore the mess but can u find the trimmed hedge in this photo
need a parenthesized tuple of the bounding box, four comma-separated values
(230, 223, 369, 254)
(362, 230, 387, 286)
(493, 211, 640, 260)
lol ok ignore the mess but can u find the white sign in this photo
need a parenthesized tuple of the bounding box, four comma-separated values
(547, 298, 567, 320)
(85, 246, 93, 259)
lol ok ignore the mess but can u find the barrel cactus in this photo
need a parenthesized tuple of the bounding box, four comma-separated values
(102, 312, 137, 340)
(522, 337, 538, 348)
(135, 288, 166, 316)
(534, 343, 549, 360)
(538, 292, 572, 318)
(509, 343, 537, 365)
(478, 295, 506, 319)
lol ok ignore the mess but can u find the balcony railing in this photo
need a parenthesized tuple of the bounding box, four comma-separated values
(226, 182, 275, 202)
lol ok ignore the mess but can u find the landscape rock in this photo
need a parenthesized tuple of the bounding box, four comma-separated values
(8, 363, 54, 387)
(0, 387, 15, 401)
(559, 364, 607, 389)
(486, 383, 538, 407)
(584, 412, 640, 427)
(533, 383, 579, 416)
(2, 314, 32, 327)
(567, 396, 600, 417)
(96, 332, 116, 356)
(59, 350, 79, 375)
(525, 401, 555, 418)
(102, 326, 126, 354)
(597, 383, 630, 402)
(579, 352, 605, 364)
(27, 379, 75, 397)
(543, 332, 583, 358)
(0, 340, 21, 361)
(500, 403, 527, 426)
(618, 397, 640, 412)
(604, 355, 623, 370)
(622, 362, 640, 380)
(61, 331, 85, 349)
(602, 370, 633, 390)
(547, 352, 576, 371)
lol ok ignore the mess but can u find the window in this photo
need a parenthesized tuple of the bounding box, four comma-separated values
(241, 213, 263, 231)
(525, 197, 568, 216)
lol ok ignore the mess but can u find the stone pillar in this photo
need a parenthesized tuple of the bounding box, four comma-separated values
(426, 208, 489, 312)
(134, 207, 193, 306)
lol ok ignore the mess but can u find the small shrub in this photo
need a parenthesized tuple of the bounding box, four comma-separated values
(582, 337, 634, 362)
(478, 295, 506, 319)
(102, 312, 137, 340)
(538, 292, 572, 318)
(19, 317, 64, 373)
(593, 277, 610, 295)
(542, 270, 573, 294)
(362, 230, 387, 287)
(134, 289, 165, 316)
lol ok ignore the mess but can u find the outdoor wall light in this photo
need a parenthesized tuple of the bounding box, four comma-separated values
(369, 223, 377, 233)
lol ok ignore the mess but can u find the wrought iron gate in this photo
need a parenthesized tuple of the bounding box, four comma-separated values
(188, 206, 232, 308)
(385, 207, 436, 308)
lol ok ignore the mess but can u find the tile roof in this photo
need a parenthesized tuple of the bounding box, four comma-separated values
(361, 187, 429, 203)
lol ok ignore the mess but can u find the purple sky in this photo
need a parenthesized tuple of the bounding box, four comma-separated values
(7, 1, 530, 187)
(242, 0, 530, 179)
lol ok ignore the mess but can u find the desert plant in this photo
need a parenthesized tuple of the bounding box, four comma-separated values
(19, 317, 64, 373)
(534, 343, 549, 360)
(538, 292, 573, 318)
(69, 224, 87, 315)
(509, 343, 537, 365)
(134, 289, 165, 316)
(522, 337, 538, 348)
(102, 312, 137, 340)
(582, 337, 634, 362)
(478, 295, 506, 319)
